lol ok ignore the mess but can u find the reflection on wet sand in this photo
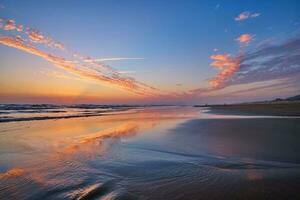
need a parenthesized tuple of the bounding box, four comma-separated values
(62, 123, 140, 154)
(0, 168, 25, 178)
(0, 107, 199, 200)
(1, 106, 300, 199)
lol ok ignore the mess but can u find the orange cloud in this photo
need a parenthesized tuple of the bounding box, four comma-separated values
(0, 17, 169, 99)
(235, 11, 261, 21)
(0, 17, 164, 97)
(209, 54, 241, 88)
(0, 36, 159, 96)
(236, 34, 253, 44)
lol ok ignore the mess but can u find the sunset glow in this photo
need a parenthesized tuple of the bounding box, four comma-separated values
(1, 1, 300, 199)
(0, 0, 299, 104)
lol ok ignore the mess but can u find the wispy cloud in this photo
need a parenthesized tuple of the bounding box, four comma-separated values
(0, 18, 64, 49)
(0, 18, 161, 97)
(235, 11, 261, 21)
(16, 24, 23, 32)
(229, 36, 300, 86)
(236, 33, 254, 44)
(209, 54, 241, 88)
(118, 70, 136, 74)
(26, 28, 65, 50)
(27, 29, 46, 43)
(83, 57, 144, 62)
(3, 19, 16, 30)
(189, 35, 300, 98)
(193, 35, 300, 96)
(225, 77, 300, 96)
(0, 36, 160, 96)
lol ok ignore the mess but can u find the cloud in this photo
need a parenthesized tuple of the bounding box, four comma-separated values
(0, 18, 65, 50)
(196, 35, 300, 96)
(3, 19, 16, 30)
(0, 19, 22, 32)
(0, 18, 162, 97)
(235, 11, 261, 21)
(190, 35, 300, 100)
(225, 77, 300, 96)
(83, 57, 144, 62)
(236, 33, 254, 44)
(209, 54, 241, 88)
(228, 36, 300, 86)
(27, 29, 45, 43)
(16, 25, 23, 32)
(0, 36, 159, 96)
(26, 28, 65, 50)
(206, 33, 300, 91)
(118, 70, 136, 74)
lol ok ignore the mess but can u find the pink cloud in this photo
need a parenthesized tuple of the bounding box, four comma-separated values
(3, 19, 16, 30)
(0, 36, 159, 96)
(209, 54, 241, 88)
(0, 17, 165, 98)
(236, 34, 253, 44)
(24, 28, 64, 50)
(84, 57, 144, 62)
(27, 29, 45, 43)
(235, 11, 261, 21)
(16, 25, 23, 32)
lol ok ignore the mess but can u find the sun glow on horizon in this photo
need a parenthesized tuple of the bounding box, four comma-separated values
(0, 1, 299, 104)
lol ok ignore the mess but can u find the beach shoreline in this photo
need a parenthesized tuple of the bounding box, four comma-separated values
(196, 101, 300, 116)
(1, 106, 300, 199)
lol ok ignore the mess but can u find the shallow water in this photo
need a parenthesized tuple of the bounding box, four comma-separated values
(0, 106, 300, 200)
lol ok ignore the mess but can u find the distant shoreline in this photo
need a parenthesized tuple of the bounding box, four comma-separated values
(195, 101, 300, 116)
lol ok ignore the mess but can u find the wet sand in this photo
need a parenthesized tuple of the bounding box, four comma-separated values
(0, 106, 300, 199)
(200, 101, 300, 116)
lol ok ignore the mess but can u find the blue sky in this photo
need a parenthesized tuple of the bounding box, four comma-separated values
(0, 0, 299, 104)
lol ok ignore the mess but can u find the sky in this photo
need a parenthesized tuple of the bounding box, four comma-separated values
(0, 0, 299, 104)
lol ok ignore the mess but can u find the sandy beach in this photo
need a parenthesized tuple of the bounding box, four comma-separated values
(1, 1, 299, 199)
(1, 106, 300, 199)
(199, 102, 300, 116)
